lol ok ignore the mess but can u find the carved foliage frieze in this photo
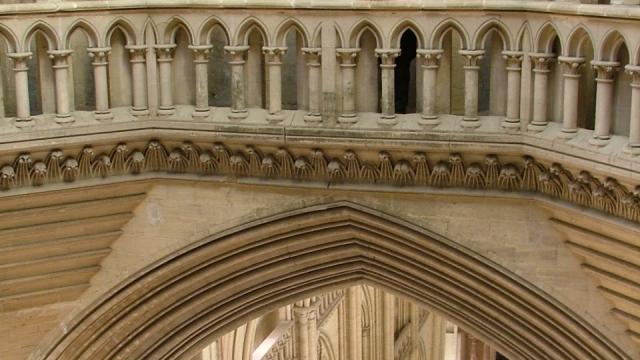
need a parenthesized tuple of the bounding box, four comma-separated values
(1, 140, 638, 223)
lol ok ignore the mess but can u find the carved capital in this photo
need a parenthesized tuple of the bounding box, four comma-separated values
(416, 49, 443, 68)
(8, 52, 32, 69)
(625, 64, 640, 86)
(125, 45, 148, 62)
(592, 60, 620, 81)
(262, 46, 287, 63)
(154, 44, 177, 61)
(47, 49, 73, 68)
(502, 50, 524, 70)
(336, 48, 360, 66)
(374, 48, 401, 65)
(188, 45, 213, 62)
(87, 47, 111, 65)
(301, 47, 321, 65)
(458, 49, 485, 68)
(224, 45, 250, 63)
(557, 56, 585, 76)
(530, 53, 556, 72)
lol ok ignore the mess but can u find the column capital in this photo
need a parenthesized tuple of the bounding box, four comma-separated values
(592, 60, 620, 81)
(557, 56, 585, 77)
(188, 44, 213, 62)
(125, 45, 148, 61)
(626, 64, 640, 85)
(154, 44, 177, 61)
(7, 52, 32, 67)
(529, 52, 556, 72)
(374, 48, 401, 65)
(459, 49, 485, 68)
(47, 49, 73, 68)
(262, 46, 287, 63)
(336, 48, 360, 65)
(416, 49, 443, 67)
(224, 45, 249, 63)
(87, 47, 111, 64)
(301, 47, 321, 65)
(502, 50, 524, 70)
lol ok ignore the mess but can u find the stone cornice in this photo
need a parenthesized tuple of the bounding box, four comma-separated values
(2, 1, 640, 20)
(1, 138, 637, 224)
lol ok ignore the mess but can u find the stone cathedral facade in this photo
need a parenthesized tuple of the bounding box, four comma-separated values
(0, 1, 639, 359)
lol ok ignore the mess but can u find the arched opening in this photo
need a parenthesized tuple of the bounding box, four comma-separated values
(355, 29, 380, 113)
(172, 27, 195, 106)
(281, 28, 307, 111)
(36, 202, 628, 360)
(26, 32, 55, 116)
(68, 28, 95, 111)
(395, 30, 417, 114)
(612, 43, 631, 136)
(0, 36, 16, 117)
(436, 29, 465, 116)
(547, 36, 563, 124)
(208, 25, 231, 107)
(107, 28, 132, 108)
(478, 30, 507, 116)
(246, 27, 266, 109)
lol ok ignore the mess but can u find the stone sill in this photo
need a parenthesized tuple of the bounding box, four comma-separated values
(0, 105, 638, 184)
(0, 0, 639, 20)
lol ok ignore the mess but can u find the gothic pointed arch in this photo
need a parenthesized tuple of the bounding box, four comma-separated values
(104, 17, 138, 46)
(472, 19, 512, 51)
(534, 21, 563, 54)
(389, 18, 425, 49)
(514, 21, 533, 51)
(274, 17, 311, 48)
(23, 20, 60, 51)
(0, 23, 18, 53)
(34, 202, 631, 360)
(598, 29, 629, 62)
(142, 17, 159, 44)
(318, 330, 337, 360)
(565, 24, 595, 58)
(63, 19, 100, 49)
(429, 18, 470, 50)
(163, 16, 195, 45)
(198, 15, 231, 45)
(347, 19, 383, 48)
(234, 16, 270, 46)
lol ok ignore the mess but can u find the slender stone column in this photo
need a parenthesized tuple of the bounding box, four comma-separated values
(416, 49, 443, 126)
(154, 44, 177, 116)
(48, 50, 74, 124)
(557, 56, 585, 138)
(345, 287, 362, 360)
(126, 45, 149, 117)
(307, 306, 318, 360)
(625, 65, 640, 154)
(458, 50, 485, 128)
(293, 304, 318, 360)
(527, 53, 555, 132)
(590, 61, 619, 146)
(375, 48, 401, 126)
(87, 47, 113, 121)
(502, 51, 524, 129)
(224, 45, 250, 120)
(262, 46, 287, 124)
(301, 47, 322, 124)
(7, 52, 33, 127)
(382, 292, 395, 360)
(189, 45, 213, 118)
(336, 48, 360, 124)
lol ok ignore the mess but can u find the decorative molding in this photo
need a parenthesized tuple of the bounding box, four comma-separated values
(0, 140, 638, 223)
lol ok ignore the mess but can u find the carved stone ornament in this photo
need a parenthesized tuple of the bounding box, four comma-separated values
(0, 140, 638, 223)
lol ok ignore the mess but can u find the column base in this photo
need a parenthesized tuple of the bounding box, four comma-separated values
(303, 113, 322, 124)
(55, 114, 75, 125)
(418, 115, 440, 127)
(94, 111, 114, 122)
(501, 118, 520, 129)
(378, 115, 397, 126)
(228, 109, 248, 120)
(338, 114, 358, 125)
(14, 117, 33, 128)
(623, 144, 640, 155)
(158, 107, 176, 116)
(527, 121, 547, 132)
(192, 108, 211, 119)
(131, 108, 149, 117)
(461, 117, 480, 129)
(557, 128, 577, 139)
(266, 112, 285, 124)
(589, 136, 610, 147)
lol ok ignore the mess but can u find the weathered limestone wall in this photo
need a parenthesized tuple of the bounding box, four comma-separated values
(0, 181, 627, 360)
